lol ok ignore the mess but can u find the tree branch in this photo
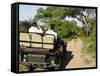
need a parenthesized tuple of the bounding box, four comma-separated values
(75, 15, 85, 24)
(79, 12, 88, 23)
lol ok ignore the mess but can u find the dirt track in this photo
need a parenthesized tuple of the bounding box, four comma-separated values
(66, 37, 96, 69)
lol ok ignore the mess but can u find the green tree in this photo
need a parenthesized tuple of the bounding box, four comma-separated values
(64, 8, 96, 36)
(19, 21, 30, 32)
(34, 7, 96, 36)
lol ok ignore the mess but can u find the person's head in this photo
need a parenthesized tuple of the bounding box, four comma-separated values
(32, 22, 38, 27)
(50, 24, 55, 30)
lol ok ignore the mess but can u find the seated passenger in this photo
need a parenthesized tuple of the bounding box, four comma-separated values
(46, 23, 67, 52)
(45, 24, 67, 64)
(46, 24, 57, 39)
(28, 22, 43, 47)
(29, 22, 43, 33)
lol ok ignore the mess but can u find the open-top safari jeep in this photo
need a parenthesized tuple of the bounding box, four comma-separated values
(19, 32, 65, 71)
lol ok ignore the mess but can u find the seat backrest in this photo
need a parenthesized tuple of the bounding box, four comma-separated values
(43, 35, 54, 49)
(31, 33, 42, 48)
(19, 33, 30, 47)
(19, 33, 54, 49)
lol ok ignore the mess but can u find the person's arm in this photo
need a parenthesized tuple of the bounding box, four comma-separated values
(29, 27, 31, 33)
(29, 27, 37, 33)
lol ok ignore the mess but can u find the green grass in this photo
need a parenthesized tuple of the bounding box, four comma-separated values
(84, 58, 92, 65)
(81, 36, 96, 56)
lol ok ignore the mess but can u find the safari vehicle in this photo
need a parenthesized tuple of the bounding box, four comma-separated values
(19, 32, 65, 71)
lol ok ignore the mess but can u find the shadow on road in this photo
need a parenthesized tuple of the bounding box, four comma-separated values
(59, 51, 73, 69)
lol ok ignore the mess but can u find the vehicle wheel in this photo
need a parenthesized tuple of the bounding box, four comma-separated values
(28, 64, 36, 71)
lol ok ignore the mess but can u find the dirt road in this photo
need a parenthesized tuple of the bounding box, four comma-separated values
(66, 37, 96, 69)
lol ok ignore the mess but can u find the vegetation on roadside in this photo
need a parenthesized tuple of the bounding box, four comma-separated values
(80, 18, 96, 55)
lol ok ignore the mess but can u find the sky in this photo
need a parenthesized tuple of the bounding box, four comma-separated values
(19, 4, 46, 21)
(66, 17, 83, 27)
(19, 4, 83, 27)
